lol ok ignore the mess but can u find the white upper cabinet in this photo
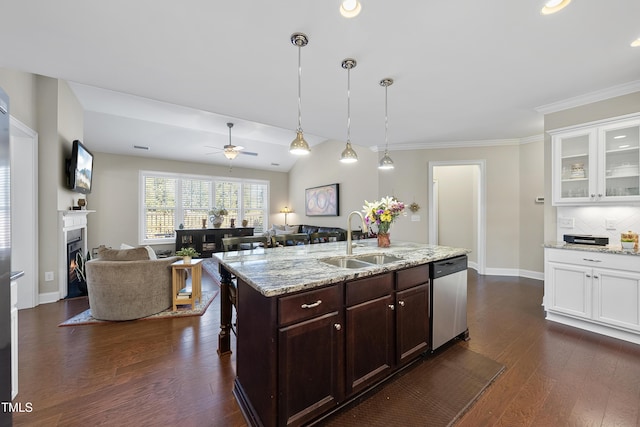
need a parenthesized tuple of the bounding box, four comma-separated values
(551, 115, 640, 205)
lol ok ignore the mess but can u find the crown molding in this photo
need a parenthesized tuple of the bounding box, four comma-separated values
(535, 80, 640, 115)
(370, 134, 544, 152)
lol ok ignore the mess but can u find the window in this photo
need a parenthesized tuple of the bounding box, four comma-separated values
(139, 171, 269, 244)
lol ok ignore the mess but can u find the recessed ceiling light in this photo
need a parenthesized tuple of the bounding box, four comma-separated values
(541, 0, 571, 15)
(340, 0, 361, 18)
(631, 38, 640, 47)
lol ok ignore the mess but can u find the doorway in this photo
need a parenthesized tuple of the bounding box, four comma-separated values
(428, 160, 486, 274)
(10, 117, 38, 309)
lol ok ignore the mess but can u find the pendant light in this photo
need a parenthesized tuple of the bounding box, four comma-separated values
(289, 33, 311, 155)
(340, 58, 358, 163)
(224, 122, 239, 160)
(378, 78, 394, 170)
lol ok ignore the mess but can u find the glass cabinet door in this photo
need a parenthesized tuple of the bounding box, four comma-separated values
(601, 121, 640, 200)
(554, 130, 595, 203)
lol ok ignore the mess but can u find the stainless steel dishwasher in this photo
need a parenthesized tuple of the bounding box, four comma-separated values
(430, 255, 469, 351)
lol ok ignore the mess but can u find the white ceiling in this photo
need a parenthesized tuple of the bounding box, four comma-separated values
(1, 1, 639, 172)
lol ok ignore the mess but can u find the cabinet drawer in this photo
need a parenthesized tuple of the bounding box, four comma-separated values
(346, 273, 394, 306)
(279, 285, 341, 326)
(545, 248, 640, 273)
(396, 264, 429, 290)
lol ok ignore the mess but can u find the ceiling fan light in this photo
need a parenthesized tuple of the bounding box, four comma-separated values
(224, 148, 239, 160)
(340, 0, 361, 18)
(340, 142, 358, 163)
(541, 0, 571, 15)
(290, 130, 311, 155)
(378, 151, 395, 170)
(631, 38, 640, 48)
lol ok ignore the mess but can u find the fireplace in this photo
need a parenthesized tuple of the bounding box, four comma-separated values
(58, 210, 94, 300)
(66, 229, 87, 298)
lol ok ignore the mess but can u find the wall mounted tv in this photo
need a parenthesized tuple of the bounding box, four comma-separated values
(66, 140, 93, 194)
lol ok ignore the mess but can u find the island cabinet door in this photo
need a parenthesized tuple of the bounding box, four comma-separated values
(345, 272, 395, 396)
(396, 283, 430, 365)
(278, 311, 344, 427)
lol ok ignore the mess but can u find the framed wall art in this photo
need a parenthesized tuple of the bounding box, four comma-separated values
(305, 183, 340, 216)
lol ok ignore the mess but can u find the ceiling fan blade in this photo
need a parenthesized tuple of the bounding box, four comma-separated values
(240, 151, 258, 156)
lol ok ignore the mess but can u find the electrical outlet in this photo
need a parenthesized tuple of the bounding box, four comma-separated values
(45, 271, 54, 281)
(605, 219, 617, 230)
(558, 217, 575, 228)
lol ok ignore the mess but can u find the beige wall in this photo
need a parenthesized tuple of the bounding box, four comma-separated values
(543, 91, 640, 242)
(434, 165, 478, 264)
(378, 144, 535, 273)
(519, 139, 545, 274)
(89, 152, 289, 253)
(288, 140, 379, 229)
(0, 70, 86, 297)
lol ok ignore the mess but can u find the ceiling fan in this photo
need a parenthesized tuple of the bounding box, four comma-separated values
(205, 122, 258, 160)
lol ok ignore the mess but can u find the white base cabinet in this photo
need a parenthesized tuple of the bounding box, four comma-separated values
(544, 248, 640, 344)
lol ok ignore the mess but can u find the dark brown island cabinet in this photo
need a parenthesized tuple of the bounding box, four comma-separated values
(234, 263, 432, 427)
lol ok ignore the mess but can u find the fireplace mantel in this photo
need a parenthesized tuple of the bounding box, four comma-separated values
(58, 210, 95, 299)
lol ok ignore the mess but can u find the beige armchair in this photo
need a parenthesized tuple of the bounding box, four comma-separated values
(85, 246, 180, 321)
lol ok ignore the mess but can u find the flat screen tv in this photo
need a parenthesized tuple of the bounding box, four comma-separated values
(66, 140, 93, 194)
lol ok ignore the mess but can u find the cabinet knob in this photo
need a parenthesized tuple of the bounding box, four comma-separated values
(590, 194, 596, 198)
(334, 323, 341, 331)
(593, 275, 599, 279)
(598, 194, 603, 198)
(398, 300, 405, 307)
(586, 274, 591, 278)
(388, 304, 395, 311)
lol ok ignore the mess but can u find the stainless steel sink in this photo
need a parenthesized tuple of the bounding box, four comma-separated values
(320, 257, 372, 269)
(320, 253, 403, 269)
(355, 254, 403, 265)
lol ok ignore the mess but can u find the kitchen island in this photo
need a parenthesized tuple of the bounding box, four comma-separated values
(215, 240, 469, 427)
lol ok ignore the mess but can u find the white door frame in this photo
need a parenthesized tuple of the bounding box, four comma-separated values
(10, 116, 38, 308)
(428, 160, 486, 274)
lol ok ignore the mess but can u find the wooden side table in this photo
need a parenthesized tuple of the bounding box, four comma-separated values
(171, 258, 203, 311)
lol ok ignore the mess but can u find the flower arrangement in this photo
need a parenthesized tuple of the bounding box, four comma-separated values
(208, 207, 228, 227)
(362, 196, 405, 235)
(208, 207, 228, 217)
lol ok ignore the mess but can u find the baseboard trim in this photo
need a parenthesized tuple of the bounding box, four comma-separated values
(39, 292, 60, 305)
(474, 267, 543, 281)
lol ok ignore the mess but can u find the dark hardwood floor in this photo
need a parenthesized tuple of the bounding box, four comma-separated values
(11, 270, 640, 426)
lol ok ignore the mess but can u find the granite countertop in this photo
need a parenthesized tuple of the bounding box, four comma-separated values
(544, 241, 640, 256)
(214, 240, 470, 297)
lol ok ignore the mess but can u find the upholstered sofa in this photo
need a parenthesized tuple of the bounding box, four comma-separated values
(85, 246, 180, 321)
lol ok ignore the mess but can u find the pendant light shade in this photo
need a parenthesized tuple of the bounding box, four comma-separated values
(378, 78, 395, 170)
(340, 58, 358, 163)
(289, 33, 311, 155)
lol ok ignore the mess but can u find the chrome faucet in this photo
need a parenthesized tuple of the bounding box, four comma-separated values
(346, 211, 368, 255)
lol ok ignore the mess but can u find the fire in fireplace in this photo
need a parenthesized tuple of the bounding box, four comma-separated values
(67, 229, 87, 298)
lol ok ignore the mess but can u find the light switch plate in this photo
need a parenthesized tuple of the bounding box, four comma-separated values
(45, 271, 54, 281)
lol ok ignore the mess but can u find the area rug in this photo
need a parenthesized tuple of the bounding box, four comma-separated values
(316, 344, 505, 427)
(59, 289, 218, 326)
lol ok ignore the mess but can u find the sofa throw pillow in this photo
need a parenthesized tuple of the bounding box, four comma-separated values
(274, 228, 296, 236)
(120, 243, 157, 260)
(98, 246, 150, 261)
